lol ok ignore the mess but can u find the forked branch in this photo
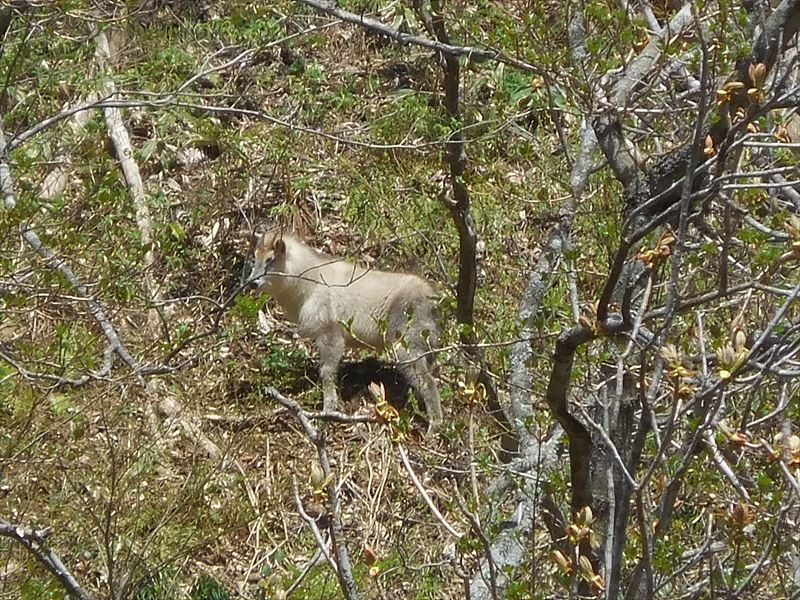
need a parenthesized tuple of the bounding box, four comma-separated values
(265, 387, 359, 600)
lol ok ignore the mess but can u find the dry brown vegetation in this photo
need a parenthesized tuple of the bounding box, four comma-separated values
(1, 1, 800, 599)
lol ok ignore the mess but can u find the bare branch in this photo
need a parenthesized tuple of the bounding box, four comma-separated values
(397, 443, 463, 539)
(293, 479, 338, 573)
(266, 387, 360, 600)
(592, 4, 695, 186)
(545, 323, 596, 515)
(10, 95, 431, 152)
(0, 345, 95, 387)
(0, 519, 92, 600)
(19, 224, 141, 372)
(299, 0, 540, 73)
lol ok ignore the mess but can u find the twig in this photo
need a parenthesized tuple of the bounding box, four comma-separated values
(202, 409, 287, 431)
(1, 122, 143, 378)
(292, 478, 338, 573)
(451, 487, 499, 599)
(0, 346, 94, 387)
(703, 432, 750, 501)
(778, 459, 800, 498)
(577, 408, 638, 490)
(285, 548, 326, 597)
(656, 525, 723, 593)
(396, 443, 462, 539)
(734, 506, 790, 595)
(266, 387, 360, 600)
(9, 94, 429, 153)
(749, 381, 792, 427)
(20, 224, 142, 371)
(0, 519, 92, 600)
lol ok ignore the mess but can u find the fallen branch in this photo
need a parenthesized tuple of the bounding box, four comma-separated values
(95, 28, 162, 332)
(156, 391, 221, 458)
(0, 518, 92, 600)
(305, 410, 378, 424)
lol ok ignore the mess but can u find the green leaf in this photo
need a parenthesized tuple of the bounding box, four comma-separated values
(139, 138, 158, 162)
(49, 394, 70, 417)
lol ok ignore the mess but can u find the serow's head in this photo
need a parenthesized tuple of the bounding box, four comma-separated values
(248, 230, 287, 291)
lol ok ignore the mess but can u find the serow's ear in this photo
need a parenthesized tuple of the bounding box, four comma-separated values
(273, 238, 286, 255)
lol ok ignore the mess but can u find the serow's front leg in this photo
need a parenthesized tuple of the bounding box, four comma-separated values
(317, 332, 345, 413)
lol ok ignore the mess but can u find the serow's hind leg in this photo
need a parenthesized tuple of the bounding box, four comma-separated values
(396, 346, 443, 433)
